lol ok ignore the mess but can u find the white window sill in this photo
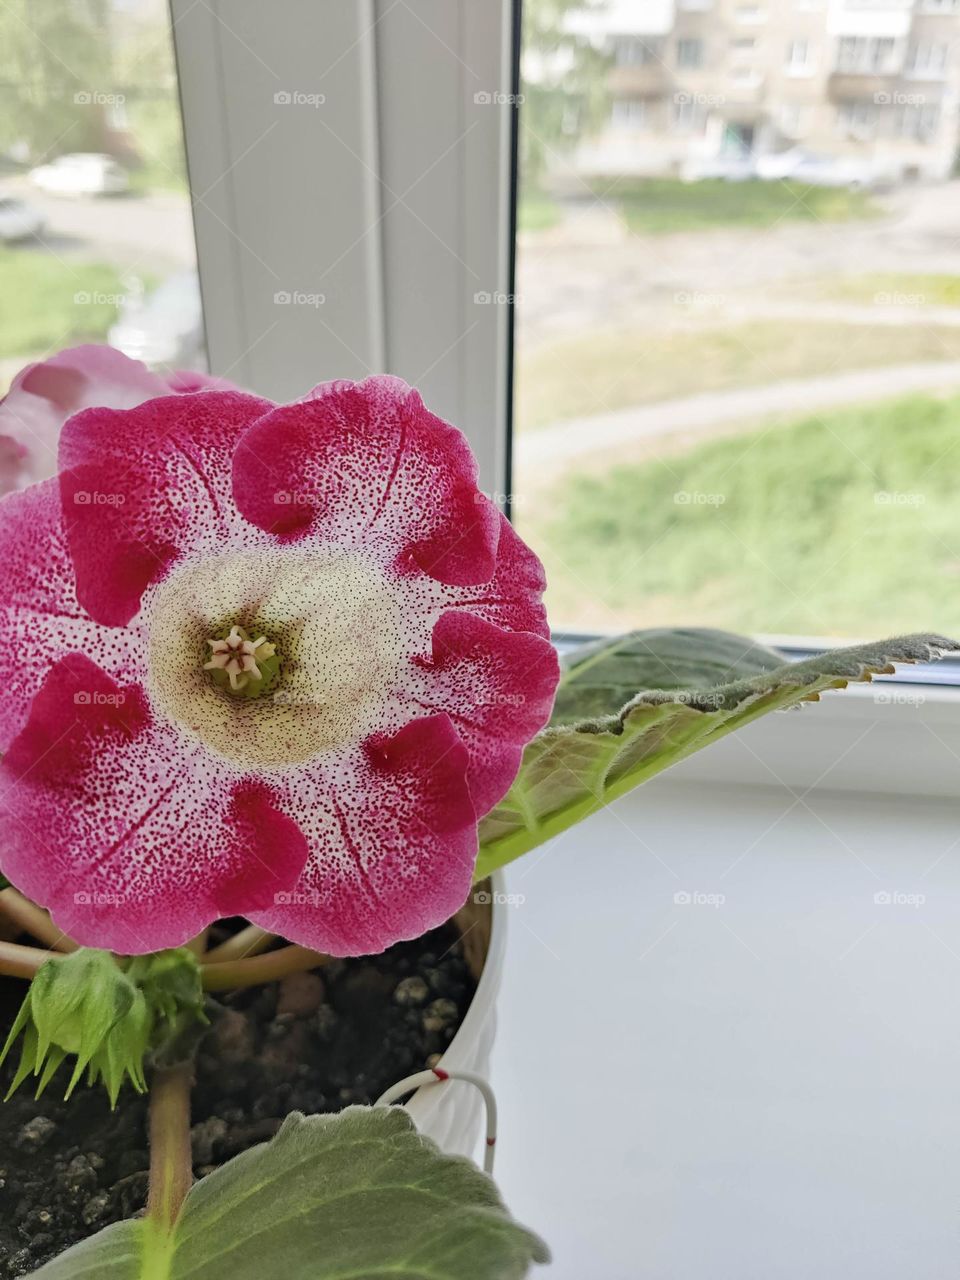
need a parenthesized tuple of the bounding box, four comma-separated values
(492, 776, 960, 1278)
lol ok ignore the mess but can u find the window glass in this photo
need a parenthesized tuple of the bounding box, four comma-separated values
(514, 0, 960, 639)
(0, 0, 204, 390)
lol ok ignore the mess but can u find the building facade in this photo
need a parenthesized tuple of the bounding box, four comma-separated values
(564, 0, 960, 183)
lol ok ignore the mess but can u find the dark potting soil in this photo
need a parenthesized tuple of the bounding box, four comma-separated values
(0, 921, 475, 1277)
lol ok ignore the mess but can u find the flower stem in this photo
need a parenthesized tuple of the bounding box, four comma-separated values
(146, 1061, 194, 1231)
(0, 939, 54, 980)
(201, 944, 329, 992)
(203, 924, 275, 964)
(0, 889, 77, 953)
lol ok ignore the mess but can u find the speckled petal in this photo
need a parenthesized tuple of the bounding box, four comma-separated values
(232, 376, 501, 586)
(59, 389, 274, 627)
(0, 480, 140, 752)
(0, 654, 309, 953)
(248, 715, 477, 955)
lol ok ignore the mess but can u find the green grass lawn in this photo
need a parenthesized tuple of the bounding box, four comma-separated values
(0, 248, 129, 361)
(518, 189, 562, 233)
(819, 272, 960, 308)
(592, 177, 878, 234)
(517, 319, 960, 430)
(524, 391, 960, 637)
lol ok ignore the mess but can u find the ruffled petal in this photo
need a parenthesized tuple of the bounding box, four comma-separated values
(409, 611, 559, 813)
(0, 345, 171, 492)
(59, 388, 274, 627)
(0, 655, 309, 952)
(162, 369, 241, 394)
(0, 481, 140, 752)
(249, 714, 477, 955)
(232, 376, 501, 586)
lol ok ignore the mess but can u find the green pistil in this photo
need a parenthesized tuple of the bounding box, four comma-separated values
(204, 625, 280, 700)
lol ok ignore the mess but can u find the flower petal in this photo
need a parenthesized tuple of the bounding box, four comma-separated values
(249, 714, 477, 955)
(410, 611, 559, 813)
(162, 369, 241, 394)
(0, 481, 140, 752)
(0, 345, 172, 492)
(231, 376, 501, 586)
(0, 654, 309, 952)
(59, 388, 274, 626)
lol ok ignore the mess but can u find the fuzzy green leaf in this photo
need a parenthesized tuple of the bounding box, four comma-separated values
(476, 632, 955, 880)
(28, 1107, 548, 1280)
(551, 626, 784, 724)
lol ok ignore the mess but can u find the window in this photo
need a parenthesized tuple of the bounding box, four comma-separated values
(786, 39, 814, 72)
(895, 101, 942, 140)
(906, 41, 949, 77)
(615, 36, 663, 67)
(731, 37, 756, 51)
(735, 4, 765, 22)
(611, 99, 649, 130)
(0, 1, 205, 380)
(677, 37, 705, 69)
(836, 35, 898, 75)
(514, 0, 960, 642)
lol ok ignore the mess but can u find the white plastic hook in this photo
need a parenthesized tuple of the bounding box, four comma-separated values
(374, 1066, 498, 1175)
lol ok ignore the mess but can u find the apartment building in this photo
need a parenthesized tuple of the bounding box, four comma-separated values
(564, 0, 960, 183)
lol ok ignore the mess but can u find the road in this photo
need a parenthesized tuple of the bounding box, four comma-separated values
(515, 358, 960, 489)
(3, 176, 196, 274)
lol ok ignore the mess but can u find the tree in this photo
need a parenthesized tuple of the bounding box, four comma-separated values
(520, 0, 613, 190)
(0, 0, 111, 161)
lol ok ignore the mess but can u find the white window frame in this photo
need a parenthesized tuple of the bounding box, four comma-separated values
(170, 0, 960, 795)
(170, 0, 514, 500)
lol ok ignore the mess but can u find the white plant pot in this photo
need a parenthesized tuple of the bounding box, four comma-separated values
(406, 871, 506, 1159)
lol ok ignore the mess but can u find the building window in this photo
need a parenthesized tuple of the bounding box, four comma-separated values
(836, 98, 878, 137)
(672, 99, 706, 132)
(779, 103, 811, 136)
(906, 42, 949, 78)
(735, 4, 765, 22)
(895, 102, 942, 141)
(918, 0, 959, 12)
(786, 39, 813, 72)
(610, 98, 649, 130)
(615, 36, 663, 67)
(677, 37, 705, 70)
(731, 37, 756, 52)
(836, 35, 898, 75)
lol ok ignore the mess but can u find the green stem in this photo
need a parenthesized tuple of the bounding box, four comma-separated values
(146, 1062, 194, 1231)
(203, 924, 275, 964)
(201, 944, 328, 992)
(0, 888, 78, 953)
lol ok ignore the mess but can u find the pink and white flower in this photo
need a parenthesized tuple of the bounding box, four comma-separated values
(0, 355, 558, 956)
(0, 345, 236, 495)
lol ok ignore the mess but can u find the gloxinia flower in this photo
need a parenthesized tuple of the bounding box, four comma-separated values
(0, 372, 558, 956)
(0, 345, 236, 495)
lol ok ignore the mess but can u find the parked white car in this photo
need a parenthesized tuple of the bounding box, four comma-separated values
(754, 148, 898, 189)
(29, 153, 129, 197)
(680, 153, 754, 183)
(0, 195, 45, 241)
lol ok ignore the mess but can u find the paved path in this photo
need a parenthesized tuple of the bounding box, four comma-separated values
(515, 359, 960, 480)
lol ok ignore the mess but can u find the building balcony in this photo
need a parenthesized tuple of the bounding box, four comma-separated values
(829, 71, 899, 99)
(609, 64, 675, 96)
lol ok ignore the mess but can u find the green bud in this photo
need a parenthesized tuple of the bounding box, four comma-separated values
(0, 947, 207, 1108)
